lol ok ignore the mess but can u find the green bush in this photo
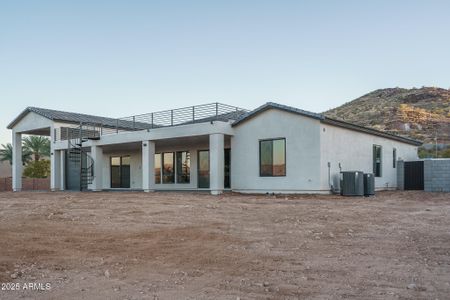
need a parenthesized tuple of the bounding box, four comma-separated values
(23, 160, 50, 178)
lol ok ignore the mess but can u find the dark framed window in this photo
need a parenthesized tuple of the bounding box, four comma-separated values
(224, 149, 231, 188)
(154, 153, 161, 184)
(162, 152, 175, 183)
(393, 148, 397, 168)
(259, 138, 286, 177)
(176, 151, 191, 183)
(373, 145, 382, 177)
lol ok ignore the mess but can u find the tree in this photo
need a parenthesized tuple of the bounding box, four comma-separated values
(22, 136, 50, 161)
(0, 143, 32, 165)
(23, 160, 50, 178)
(441, 148, 450, 158)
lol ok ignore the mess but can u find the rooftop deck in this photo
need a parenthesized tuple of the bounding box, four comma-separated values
(55, 103, 249, 141)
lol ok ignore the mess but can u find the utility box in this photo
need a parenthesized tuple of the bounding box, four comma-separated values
(363, 173, 375, 196)
(340, 171, 364, 196)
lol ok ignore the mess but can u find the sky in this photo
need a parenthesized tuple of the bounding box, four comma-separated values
(1, 0, 450, 144)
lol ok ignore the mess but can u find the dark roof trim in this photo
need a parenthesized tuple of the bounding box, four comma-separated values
(322, 117, 422, 146)
(232, 102, 324, 126)
(232, 102, 422, 146)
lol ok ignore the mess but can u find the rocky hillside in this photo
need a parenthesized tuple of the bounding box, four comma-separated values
(324, 87, 450, 144)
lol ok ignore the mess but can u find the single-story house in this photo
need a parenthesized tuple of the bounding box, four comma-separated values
(7, 102, 421, 194)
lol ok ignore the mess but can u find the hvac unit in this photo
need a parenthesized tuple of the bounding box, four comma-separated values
(363, 173, 375, 196)
(340, 171, 364, 196)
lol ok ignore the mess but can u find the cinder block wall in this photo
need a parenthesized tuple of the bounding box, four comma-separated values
(424, 159, 450, 192)
(397, 160, 404, 190)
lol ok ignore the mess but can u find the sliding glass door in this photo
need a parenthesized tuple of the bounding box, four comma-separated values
(110, 156, 130, 188)
(198, 150, 209, 188)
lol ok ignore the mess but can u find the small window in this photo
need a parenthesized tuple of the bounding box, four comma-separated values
(393, 148, 397, 168)
(259, 138, 286, 177)
(176, 151, 191, 183)
(162, 152, 175, 183)
(154, 153, 161, 184)
(373, 145, 382, 177)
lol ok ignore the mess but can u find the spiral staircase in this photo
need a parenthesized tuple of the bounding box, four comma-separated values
(67, 124, 99, 191)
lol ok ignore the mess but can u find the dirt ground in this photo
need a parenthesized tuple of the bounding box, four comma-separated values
(0, 191, 449, 300)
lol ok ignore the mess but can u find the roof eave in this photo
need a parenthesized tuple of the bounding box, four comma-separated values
(322, 117, 422, 146)
(6, 108, 38, 130)
(232, 102, 324, 127)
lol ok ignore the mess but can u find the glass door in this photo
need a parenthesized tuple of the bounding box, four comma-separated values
(197, 150, 209, 188)
(110, 156, 131, 188)
(224, 149, 231, 188)
(120, 156, 131, 188)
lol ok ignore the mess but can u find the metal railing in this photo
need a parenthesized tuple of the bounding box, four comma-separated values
(54, 103, 249, 141)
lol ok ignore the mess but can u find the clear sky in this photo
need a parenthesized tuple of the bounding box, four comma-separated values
(1, 0, 449, 144)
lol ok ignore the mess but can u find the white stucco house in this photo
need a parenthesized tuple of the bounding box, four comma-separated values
(7, 102, 421, 194)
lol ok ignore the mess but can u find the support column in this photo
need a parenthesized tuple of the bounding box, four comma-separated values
(91, 145, 103, 191)
(12, 132, 22, 192)
(209, 133, 224, 195)
(60, 150, 66, 191)
(51, 149, 61, 191)
(142, 140, 155, 192)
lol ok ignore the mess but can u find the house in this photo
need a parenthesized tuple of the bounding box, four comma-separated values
(7, 102, 421, 194)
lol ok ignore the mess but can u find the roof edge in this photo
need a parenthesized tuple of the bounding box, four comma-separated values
(6, 107, 40, 129)
(322, 117, 422, 146)
(232, 102, 324, 126)
(232, 102, 421, 146)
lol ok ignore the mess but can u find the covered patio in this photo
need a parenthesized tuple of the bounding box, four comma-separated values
(85, 135, 231, 193)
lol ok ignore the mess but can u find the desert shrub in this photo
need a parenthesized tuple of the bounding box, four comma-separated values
(23, 160, 50, 178)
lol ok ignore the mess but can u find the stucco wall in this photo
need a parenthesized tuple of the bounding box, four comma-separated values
(397, 160, 405, 190)
(320, 124, 418, 191)
(11, 112, 53, 134)
(231, 109, 322, 193)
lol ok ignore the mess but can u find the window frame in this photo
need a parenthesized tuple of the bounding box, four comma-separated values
(393, 148, 397, 168)
(162, 152, 175, 184)
(259, 138, 286, 177)
(197, 149, 210, 188)
(154, 153, 162, 184)
(110, 155, 131, 188)
(176, 151, 191, 184)
(373, 144, 382, 177)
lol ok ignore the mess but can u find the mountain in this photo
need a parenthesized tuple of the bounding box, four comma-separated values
(324, 87, 450, 145)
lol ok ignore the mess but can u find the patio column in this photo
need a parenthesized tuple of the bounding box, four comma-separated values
(209, 133, 224, 195)
(60, 150, 65, 190)
(50, 149, 61, 191)
(91, 145, 103, 191)
(142, 140, 155, 192)
(12, 132, 22, 192)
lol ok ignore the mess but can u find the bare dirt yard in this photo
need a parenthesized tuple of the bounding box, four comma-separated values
(0, 191, 449, 299)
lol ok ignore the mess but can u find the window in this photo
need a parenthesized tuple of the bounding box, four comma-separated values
(224, 149, 231, 188)
(162, 152, 175, 183)
(176, 151, 190, 183)
(393, 148, 397, 168)
(154, 153, 161, 184)
(259, 138, 286, 176)
(373, 145, 382, 177)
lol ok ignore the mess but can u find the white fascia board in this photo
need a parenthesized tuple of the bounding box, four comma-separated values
(81, 121, 234, 148)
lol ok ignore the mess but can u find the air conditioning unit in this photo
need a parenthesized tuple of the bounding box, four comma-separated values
(363, 173, 375, 196)
(340, 171, 364, 196)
